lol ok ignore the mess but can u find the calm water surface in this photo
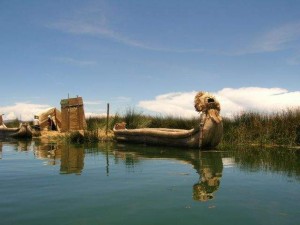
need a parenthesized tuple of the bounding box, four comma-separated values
(0, 140, 299, 225)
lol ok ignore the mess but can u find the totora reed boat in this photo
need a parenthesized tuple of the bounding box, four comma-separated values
(113, 91, 223, 149)
(0, 124, 33, 139)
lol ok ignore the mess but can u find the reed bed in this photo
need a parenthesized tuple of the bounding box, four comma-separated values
(222, 108, 300, 147)
(86, 108, 199, 131)
(4, 118, 21, 128)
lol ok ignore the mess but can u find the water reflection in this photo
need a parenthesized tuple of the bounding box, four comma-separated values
(33, 141, 84, 174)
(1, 140, 300, 203)
(106, 144, 300, 200)
(34, 142, 61, 165)
(60, 145, 84, 175)
(234, 147, 300, 179)
(16, 141, 31, 151)
(113, 150, 140, 169)
(111, 144, 227, 202)
(1, 140, 32, 152)
(193, 152, 223, 201)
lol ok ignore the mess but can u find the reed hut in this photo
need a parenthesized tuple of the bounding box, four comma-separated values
(60, 97, 87, 132)
(38, 108, 62, 131)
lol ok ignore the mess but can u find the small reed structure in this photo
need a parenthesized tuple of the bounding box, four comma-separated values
(60, 97, 87, 132)
(38, 108, 62, 131)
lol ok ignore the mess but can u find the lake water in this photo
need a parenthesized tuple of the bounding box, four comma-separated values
(0, 140, 299, 225)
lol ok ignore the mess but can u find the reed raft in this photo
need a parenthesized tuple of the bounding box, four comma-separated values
(114, 91, 223, 149)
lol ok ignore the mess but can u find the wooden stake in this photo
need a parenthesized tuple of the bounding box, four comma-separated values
(106, 103, 110, 135)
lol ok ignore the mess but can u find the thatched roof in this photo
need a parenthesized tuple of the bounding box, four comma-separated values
(38, 108, 62, 131)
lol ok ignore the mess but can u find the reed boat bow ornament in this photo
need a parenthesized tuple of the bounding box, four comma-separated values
(194, 91, 223, 148)
(113, 91, 223, 149)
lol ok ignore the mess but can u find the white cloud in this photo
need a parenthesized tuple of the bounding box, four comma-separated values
(48, 19, 159, 50)
(138, 87, 300, 118)
(0, 103, 51, 121)
(85, 100, 103, 105)
(85, 112, 107, 118)
(139, 92, 198, 118)
(47, 18, 204, 53)
(49, 20, 155, 49)
(54, 57, 97, 66)
(253, 22, 300, 52)
(3, 87, 300, 122)
(112, 96, 132, 103)
(216, 87, 300, 117)
(233, 22, 300, 55)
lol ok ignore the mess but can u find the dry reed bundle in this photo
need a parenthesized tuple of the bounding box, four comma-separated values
(194, 91, 222, 124)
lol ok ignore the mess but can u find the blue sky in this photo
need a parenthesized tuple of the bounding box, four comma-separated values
(1, 0, 300, 120)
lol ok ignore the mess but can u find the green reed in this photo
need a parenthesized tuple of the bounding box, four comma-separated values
(4, 118, 21, 128)
(86, 108, 198, 131)
(222, 108, 300, 147)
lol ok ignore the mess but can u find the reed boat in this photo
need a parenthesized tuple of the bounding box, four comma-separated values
(113, 91, 223, 149)
(0, 124, 33, 139)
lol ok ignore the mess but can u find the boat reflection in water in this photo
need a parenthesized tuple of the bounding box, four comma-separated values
(33, 141, 84, 174)
(0, 140, 32, 156)
(192, 152, 223, 201)
(0, 142, 2, 159)
(2, 140, 230, 200)
(112, 144, 231, 202)
(33, 141, 61, 165)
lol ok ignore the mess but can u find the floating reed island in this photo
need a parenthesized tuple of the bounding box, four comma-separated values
(113, 91, 223, 149)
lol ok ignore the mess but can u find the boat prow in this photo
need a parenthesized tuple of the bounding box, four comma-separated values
(0, 124, 33, 139)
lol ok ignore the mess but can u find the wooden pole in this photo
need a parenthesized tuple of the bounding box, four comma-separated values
(106, 103, 110, 135)
(68, 93, 70, 131)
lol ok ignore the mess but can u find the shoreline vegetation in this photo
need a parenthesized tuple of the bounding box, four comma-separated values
(4, 108, 300, 149)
